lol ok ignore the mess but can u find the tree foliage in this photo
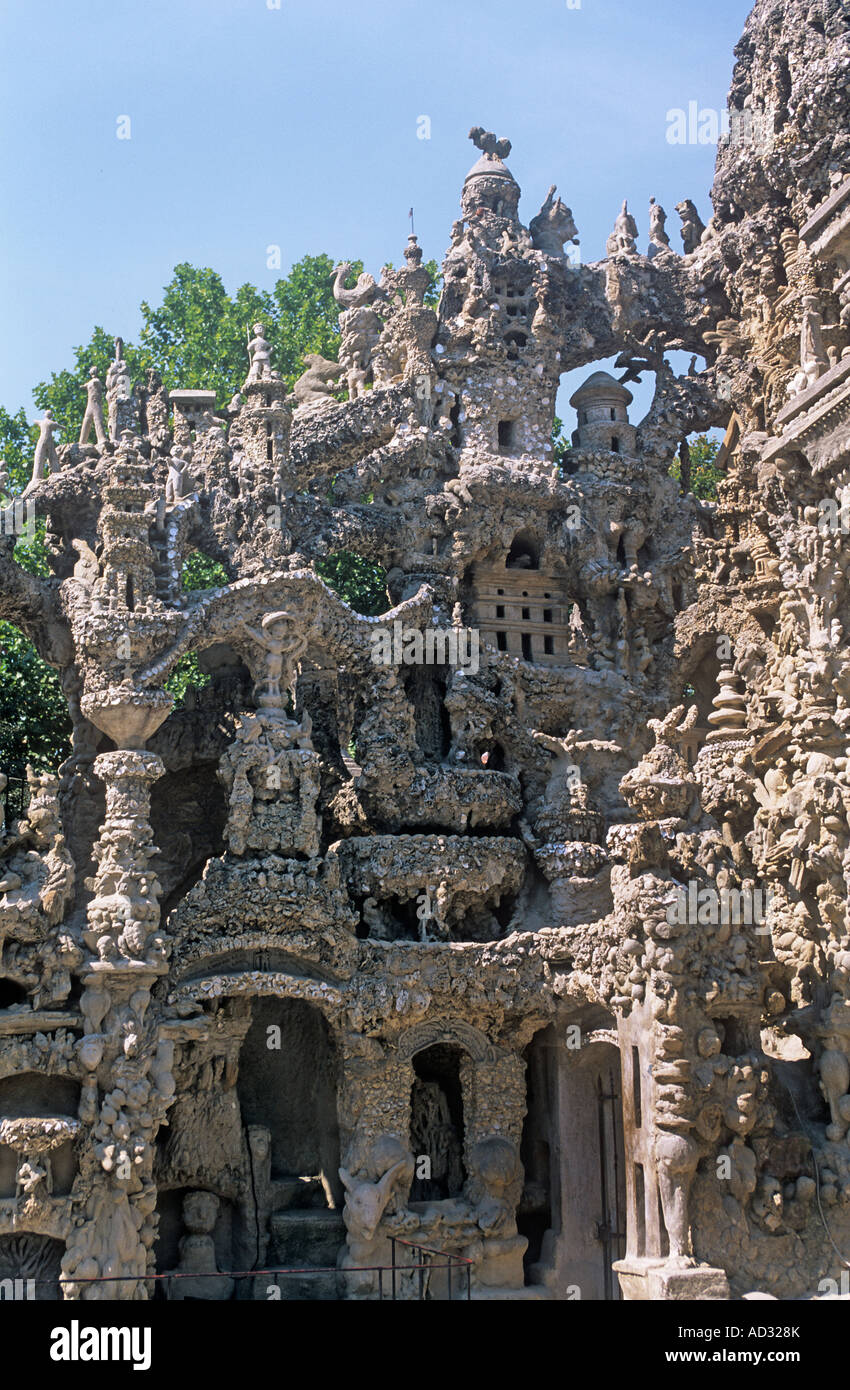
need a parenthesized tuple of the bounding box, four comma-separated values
(31, 255, 443, 444)
(0, 624, 71, 775)
(0, 413, 70, 777)
(0, 405, 36, 491)
(669, 433, 723, 500)
(315, 552, 388, 616)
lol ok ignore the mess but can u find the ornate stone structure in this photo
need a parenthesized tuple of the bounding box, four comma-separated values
(1, 0, 850, 1302)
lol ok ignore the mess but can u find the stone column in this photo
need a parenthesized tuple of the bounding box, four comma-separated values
(61, 747, 176, 1299)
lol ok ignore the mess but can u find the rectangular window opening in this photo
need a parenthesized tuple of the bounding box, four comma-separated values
(632, 1046, 642, 1128)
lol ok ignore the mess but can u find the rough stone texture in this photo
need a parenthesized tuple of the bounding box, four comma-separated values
(2, 0, 850, 1301)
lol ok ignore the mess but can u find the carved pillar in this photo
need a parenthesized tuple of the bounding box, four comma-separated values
(60, 748, 176, 1299)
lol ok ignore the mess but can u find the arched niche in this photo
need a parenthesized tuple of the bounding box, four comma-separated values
(409, 1044, 467, 1202)
(396, 1018, 498, 1063)
(236, 997, 342, 1207)
(506, 531, 540, 570)
(0, 1233, 65, 1300)
(0, 1074, 81, 1202)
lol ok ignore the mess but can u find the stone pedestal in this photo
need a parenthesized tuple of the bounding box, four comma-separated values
(218, 713, 321, 858)
(614, 1256, 730, 1301)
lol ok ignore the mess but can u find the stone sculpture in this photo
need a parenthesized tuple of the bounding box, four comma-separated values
(246, 323, 272, 384)
(79, 369, 107, 447)
(292, 353, 341, 406)
(676, 199, 706, 255)
(648, 197, 671, 258)
(529, 185, 579, 257)
(22, 411, 59, 495)
(607, 200, 638, 256)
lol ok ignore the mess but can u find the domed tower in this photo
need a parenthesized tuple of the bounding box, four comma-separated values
(461, 128, 521, 223)
(436, 129, 568, 463)
(569, 371, 636, 456)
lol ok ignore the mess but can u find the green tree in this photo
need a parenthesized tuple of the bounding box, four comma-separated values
(33, 257, 361, 434)
(137, 265, 274, 403)
(0, 405, 35, 490)
(551, 413, 572, 473)
(0, 408, 70, 777)
(0, 624, 71, 774)
(163, 552, 231, 705)
(32, 256, 444, 443)
(315, 552, 388, 616)
(5, 252, 445, 765)
(669, 433, 723, 500)
(33, 327, 132, 445)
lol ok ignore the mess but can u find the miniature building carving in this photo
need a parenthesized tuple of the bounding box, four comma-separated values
(1, 0, 850, 1302)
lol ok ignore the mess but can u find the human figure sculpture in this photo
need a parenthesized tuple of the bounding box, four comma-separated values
(532, 730, 582, 806)
(23, 411, 59, 496)
(648, 197, 670, 257)
(165, 445, 192, 506)
(166, 1191, 235, 1300)
(344, 351, 369, 400)
(79, 368, 107, 446)
(246, 323, 272, 383)
(788, 294, 831, 396)
(240, 611, 308, 712)
(655, 1129, 700, 1263)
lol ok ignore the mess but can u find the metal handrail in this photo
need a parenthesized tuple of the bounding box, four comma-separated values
(6, 1245, 472, 1301)
(388, 1236, 472, 1301)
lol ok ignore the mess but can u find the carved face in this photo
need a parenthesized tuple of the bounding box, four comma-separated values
(182, 1190, 219, 1234)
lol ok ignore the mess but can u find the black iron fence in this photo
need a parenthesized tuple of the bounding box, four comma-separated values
(385, 1237, 472, 1301)
(4, 1243, 473, 1302)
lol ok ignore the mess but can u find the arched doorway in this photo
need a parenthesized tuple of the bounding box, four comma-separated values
(236, 998, 343, 1297)
(409, 1044, 467, 1202)
(237, 997, 341, 1199)
(520, 1023, 626, 1298)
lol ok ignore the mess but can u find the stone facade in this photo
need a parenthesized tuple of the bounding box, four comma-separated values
(1, 0, 850, 1301)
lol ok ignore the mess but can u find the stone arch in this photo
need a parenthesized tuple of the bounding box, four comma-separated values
(396, 1018, 499, 1063)
(506, 530, 540, 570)
(0, 1233, 65, 1300)
(168, 967, 345, 1031)
(0, 1074, 81, 1202)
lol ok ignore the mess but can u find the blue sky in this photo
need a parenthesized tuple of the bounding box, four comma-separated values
(0, 0, 753, 429)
